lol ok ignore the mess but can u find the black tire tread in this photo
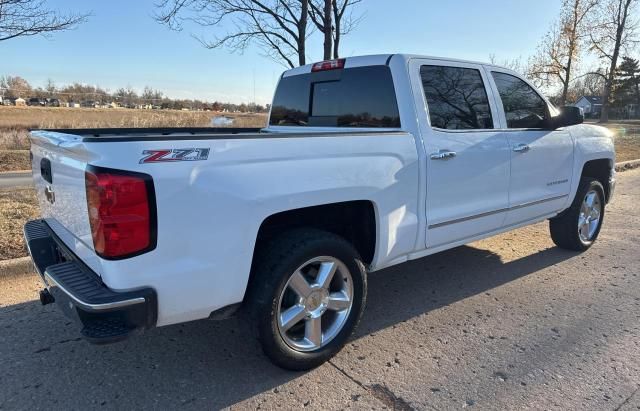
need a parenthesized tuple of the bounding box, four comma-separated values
(246, 228, 367, 370)
(550, 177, 605, 251)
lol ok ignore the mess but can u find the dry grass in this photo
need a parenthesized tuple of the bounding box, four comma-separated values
(603, 124, 640, 162)
(0, 128, 30, 150)
(0, 107, 268, 171)
(0, 151, 30, 172)
(0, 188, 39, 260)
(613, 136, 640, 162)
(0, 106, 267, 129)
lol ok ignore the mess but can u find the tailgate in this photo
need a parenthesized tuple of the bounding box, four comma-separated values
(29, 131, 97, 266)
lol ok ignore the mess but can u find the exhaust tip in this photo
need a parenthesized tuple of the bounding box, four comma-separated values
(39, 289, 55, 305)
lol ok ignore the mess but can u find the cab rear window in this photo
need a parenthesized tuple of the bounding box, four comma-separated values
(269, 66, 401, 128)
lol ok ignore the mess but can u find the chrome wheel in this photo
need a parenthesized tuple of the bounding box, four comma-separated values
(578, 189, 602, 243)
(276, 256, 353, 352)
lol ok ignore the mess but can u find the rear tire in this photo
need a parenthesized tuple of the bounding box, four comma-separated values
(550, 177, 605, 251)
(247, 228, 367, 370)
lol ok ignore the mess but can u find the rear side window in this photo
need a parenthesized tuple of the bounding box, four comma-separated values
(491, 72, 548, 129)
(420, 65, 493, 130)
(269, 66, 401, 128)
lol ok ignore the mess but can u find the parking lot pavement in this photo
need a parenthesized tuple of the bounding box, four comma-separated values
(1, 168, 639, 410)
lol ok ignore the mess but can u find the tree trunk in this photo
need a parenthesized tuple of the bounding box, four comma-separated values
(332, 0, 340, 58)
(323, 0, 332, 60)
(600, 74, 613, 122)
(600, 0, 631, 123)
(561, 55, 573, 105)
(600, 40, 620, 123)
(298, 0, 308, 66)
(561, 5, 580, 107)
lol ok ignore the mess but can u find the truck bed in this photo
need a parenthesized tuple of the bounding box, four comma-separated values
(37, 127, 406, 142)
(39, 127, 264, 141)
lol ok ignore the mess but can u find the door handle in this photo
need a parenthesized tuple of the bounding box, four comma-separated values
(513, 144, 530, 153)
(430, 149, 457, 160)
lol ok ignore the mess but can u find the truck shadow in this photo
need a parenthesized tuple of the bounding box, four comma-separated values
(0, 243, 576, 409)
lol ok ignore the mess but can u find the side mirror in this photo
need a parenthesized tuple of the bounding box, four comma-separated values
(554, 105, 584, 128)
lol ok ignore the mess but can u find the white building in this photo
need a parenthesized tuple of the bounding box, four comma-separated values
(574, 96, 603, 118)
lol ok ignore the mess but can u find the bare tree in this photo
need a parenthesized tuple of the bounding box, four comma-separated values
(528, 0, 598, 105)
(155, 0, 309, 68)
(488, 54, 526, 74)
(309, 0, 332, 59)
(0, 0, 88, 42)
(45, 78, 56, 97)
(572, 69, 607, 96)
(589, 0, 639, 122)
(309, 0, 362, 59)
(0, 75, 31, 97)
(331, 0, 361, 58)
(560, 69, 607, 104)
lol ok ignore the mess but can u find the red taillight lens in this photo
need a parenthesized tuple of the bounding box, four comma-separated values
(85, 168, 155, 259)
(311, 58, 345, 72)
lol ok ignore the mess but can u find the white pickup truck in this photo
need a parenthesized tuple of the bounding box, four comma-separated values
(24, 54, 615, 370)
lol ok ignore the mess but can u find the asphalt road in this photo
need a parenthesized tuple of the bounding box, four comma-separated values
(0, 172, 32, 189)
(1, 169, 639, 410)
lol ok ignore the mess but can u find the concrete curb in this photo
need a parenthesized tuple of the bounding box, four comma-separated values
(0, 257, 34, 278)
(0, 170, 31, 175)
(615, 159, 640, 172)
(0, 158, 639, 279)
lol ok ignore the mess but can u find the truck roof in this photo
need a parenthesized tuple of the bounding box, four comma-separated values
(283, 54, 507, 77)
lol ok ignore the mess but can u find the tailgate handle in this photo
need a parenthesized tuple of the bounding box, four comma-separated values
(40, 158, 52, 184)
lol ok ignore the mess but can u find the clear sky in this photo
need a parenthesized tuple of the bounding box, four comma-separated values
(0, 0, 562, 104)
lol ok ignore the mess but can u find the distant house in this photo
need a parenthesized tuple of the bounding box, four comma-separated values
(15, 97, 26, 107)
(574, 95, 603, 118)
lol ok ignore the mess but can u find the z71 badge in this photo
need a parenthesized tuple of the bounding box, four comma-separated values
(140, 148, 210, 164)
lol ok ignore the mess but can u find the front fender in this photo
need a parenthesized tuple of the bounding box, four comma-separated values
(566, 124, 615, 206)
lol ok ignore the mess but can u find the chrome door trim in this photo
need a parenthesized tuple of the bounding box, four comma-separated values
(428, 206, 508, 229)
(428, 194, 568, 229)
(427, 210, 559, 249)
(510, 194, 568, 211)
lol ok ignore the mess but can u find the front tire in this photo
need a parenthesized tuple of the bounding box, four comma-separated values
(550, 177, 605, 251)
(247, 229, 367, 370)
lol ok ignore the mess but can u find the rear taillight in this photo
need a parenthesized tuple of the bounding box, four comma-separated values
(85, 166, 156, 259)
(311, 58, 345, 72)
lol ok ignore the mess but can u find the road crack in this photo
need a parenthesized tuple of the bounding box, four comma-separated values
(614, 385, 640, 411)
(329, 359, 433, 410)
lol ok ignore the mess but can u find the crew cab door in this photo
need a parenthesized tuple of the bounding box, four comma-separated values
(486, 69, 574, 226)
(409, 59, 511, 248)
